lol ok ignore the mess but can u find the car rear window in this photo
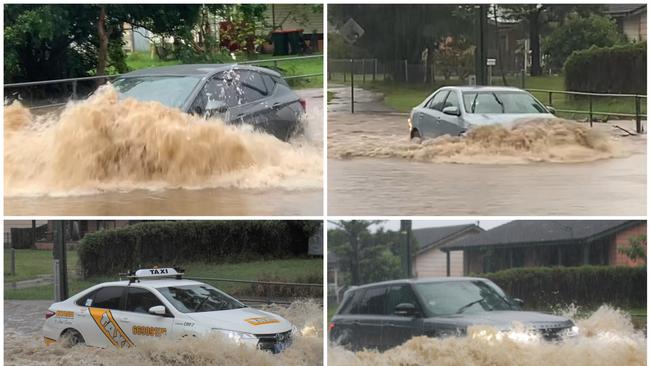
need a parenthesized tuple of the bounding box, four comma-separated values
(91, 286, 124, 309)
(356, 286, 388, 315)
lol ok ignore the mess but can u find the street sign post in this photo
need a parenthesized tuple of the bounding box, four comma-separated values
(340, 18, 365, 113)
(487, 58, 496, 85)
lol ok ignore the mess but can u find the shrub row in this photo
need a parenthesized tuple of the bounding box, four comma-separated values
(564, 43, 646, 94)
(78, 221, 320, 278)
(483, 265, 646, 310)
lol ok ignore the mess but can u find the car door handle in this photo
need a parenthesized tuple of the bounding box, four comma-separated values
(117, 317, 131, 323)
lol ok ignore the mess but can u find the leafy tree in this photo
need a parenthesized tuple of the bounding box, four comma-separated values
(328, 221, 403, 287)
(543, 12, 624, 71)
(619, 234, 647, 264)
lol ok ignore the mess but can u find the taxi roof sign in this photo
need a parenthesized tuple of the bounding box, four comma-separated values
(121, 267, 184, 282)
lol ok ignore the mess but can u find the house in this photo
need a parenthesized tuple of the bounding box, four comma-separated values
(440, 220, 647, 275)
(606, 4, 647, 42)
(413, 224, 483, 278)
(264, 4, 324, 39)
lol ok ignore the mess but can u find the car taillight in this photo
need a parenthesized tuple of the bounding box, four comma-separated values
(45, 310, 55, 320)
(328, 322, 335, 332)
(299, 98, 306, 112)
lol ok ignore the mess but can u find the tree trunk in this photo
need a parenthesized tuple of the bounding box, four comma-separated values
(97, 5, 109, 78)
(528, 9, 542, 76)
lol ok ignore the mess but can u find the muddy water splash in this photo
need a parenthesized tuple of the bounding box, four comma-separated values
(4, 86, 321, 197)
(4, 301, 322, 366)
(329, 305, 646, 366)
(329, 118, 627, 164)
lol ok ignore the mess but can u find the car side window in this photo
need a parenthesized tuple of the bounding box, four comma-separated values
(261, 74, 276, 94)
(427, 91, 449, 111)
(386, 285, 419, 315)
(125, 287, 166, 314)
(443, 91, 460, 110)
(357, 286, 388, 315)
(76, 289, 99, 307)
(204, 72, 241, 108)
(91, 286, 125, 309)
(237, 70, 268, 104)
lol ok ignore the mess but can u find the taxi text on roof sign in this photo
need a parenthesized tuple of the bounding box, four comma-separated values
(134, 268, 179, 277)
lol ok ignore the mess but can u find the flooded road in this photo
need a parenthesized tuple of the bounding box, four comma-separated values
(4, 299, 323, 366)
(329, 306, 646, 366)
(328, 111, 646, 215)
(5, 88, 323, 216)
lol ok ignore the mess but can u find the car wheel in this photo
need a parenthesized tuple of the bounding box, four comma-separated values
(410, 129, 422, 144)
(61, 329, 85, 347)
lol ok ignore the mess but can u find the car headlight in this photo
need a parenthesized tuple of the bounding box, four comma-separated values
(212, 329, 257, 344)
(561, 325, 580, 338)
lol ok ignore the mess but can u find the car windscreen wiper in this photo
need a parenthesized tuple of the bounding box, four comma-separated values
(470, 93, 479, 113)
(492, 93, 505, 113)
(457, 298, 488, 314)
(194, 295, 210, 312)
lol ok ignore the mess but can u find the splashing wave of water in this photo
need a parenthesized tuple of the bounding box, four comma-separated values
(4, 86, 322, 197)
(328, 305, 646, 366)
(329, 118, 628, 164)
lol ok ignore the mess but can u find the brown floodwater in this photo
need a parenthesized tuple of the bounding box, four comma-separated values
(329, 306, 646, 366)
(4, 300, 323, 366)
(4, 87, 323, 216)
(328, 112, 646, 215)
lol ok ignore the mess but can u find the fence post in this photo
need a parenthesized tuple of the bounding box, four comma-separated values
(362, 59, 366, 83)
(404, 59, 408, 83)
(589, 95, 593, 127)
(373, 58, 377, 81)
(72, 80, 77, 100)
(521, 69, 525, 89)
(634, 95, 643, 133)
(10, 247, 15, 276)
(350, 58, 355, 114)
(548, 91, 552, 106)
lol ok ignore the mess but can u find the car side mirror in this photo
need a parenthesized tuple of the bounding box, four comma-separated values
(206, 99, 228, 116)
(546, 106, 556, 115)
(148, 305, 166, 316)
(512, 298, 524, 307)
(394, 303, 418, 317)
(442, 106, 460, 116)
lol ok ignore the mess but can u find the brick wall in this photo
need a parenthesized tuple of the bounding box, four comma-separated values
(611, 222, 647, 266)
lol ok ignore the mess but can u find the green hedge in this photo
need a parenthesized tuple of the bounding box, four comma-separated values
(78, 221, 319, 278)
(564, 43, 646, 94)
(483, 266, 646, 310)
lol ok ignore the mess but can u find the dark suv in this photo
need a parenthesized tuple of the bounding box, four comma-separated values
(329, 277, 578, 350)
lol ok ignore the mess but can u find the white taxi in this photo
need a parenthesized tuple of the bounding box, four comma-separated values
(42, 268, 296, 353)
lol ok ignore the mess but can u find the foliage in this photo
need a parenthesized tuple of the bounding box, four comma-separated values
(328, 221, 403, 286)
(543, 12, 624, 71)
(619, 234, 647, 264)
(564, 43, 646, 94)
(78, 221, 320, 278)
(483, 266, 646, 310)
(435, 36, 475, 82)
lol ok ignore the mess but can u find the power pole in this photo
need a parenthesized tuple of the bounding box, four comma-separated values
(400, 220, 413, 278)
(475, 5, 488, 85)
(53, 221, 68, 301)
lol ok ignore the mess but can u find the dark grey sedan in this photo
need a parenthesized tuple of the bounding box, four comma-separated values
(111, 64, 305, 141)
(408, 86, 556, 140)
(329, 277, 578, 350)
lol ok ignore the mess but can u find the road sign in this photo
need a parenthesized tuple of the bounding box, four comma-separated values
(487, 58, 496, 66)
(340, 18, 365, 45)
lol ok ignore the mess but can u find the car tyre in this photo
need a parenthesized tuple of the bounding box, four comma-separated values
(410, 129, 422, 144)
(61, 329, 85, 347)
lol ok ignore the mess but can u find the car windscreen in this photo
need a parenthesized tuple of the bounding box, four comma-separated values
(462, 91, 547, 114)
(112, 76, 201, 109)
(157, 284, 246, 313)
(414, 280, 514, 316)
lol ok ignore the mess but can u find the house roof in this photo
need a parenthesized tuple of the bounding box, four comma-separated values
(440, 220, 643, 251)
(606, 4, 647, 16)
(413, 224, 481, 254)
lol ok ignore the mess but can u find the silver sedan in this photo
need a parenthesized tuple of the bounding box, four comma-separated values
(408, 86, 556, 140)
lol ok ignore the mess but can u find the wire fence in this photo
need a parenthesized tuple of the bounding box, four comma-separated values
(4, 55, 323, 111)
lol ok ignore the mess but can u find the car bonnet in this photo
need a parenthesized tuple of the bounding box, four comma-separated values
(431, 310, 573, 331)
(185, 307, 292, 334)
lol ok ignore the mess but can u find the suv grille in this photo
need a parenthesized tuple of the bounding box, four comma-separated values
(255, 330, 293, 353)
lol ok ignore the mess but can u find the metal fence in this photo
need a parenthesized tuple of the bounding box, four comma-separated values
(527, 88, 646, 133)
(4, 55, 323, 110)
(184, 276, 323, 305)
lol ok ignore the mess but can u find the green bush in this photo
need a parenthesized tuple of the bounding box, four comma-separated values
(564, 43, 646, 94)
(483, 266, 646, 310)
(78, 221, 320, 278)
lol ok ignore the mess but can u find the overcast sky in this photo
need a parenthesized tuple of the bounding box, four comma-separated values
(328, 220, 510, 232)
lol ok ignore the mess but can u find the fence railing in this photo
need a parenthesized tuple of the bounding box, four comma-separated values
(527, 88, 646, 133)
(5, 55, 323, 110)
(184, 276, 323, 305)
